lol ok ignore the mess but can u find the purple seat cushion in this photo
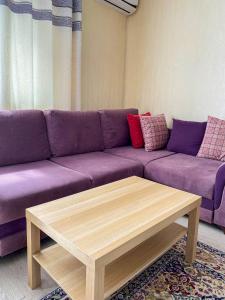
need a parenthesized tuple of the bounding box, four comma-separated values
(167, 119, 207, 156)
(144, 153, 223, 200)
(51, 152, 143, 187)
(45, 110, 104, 157)
(99, 108, 138, 149)
(105, 146, 175, 166)
(0, 110, 50, 166)
(0, 160, 92, 225)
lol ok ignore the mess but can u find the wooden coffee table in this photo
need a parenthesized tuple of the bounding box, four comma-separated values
(26, 176, 201, 300)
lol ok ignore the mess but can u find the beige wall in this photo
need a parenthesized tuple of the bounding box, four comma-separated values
(125, 0, 225, 124)
(82, 0, 127, 110)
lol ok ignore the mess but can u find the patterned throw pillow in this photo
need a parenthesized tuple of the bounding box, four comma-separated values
(197, 116, 225, 161)
(140, 114, 169, 151)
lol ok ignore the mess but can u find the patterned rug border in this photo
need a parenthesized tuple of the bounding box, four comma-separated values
(41, 238, 225, 300)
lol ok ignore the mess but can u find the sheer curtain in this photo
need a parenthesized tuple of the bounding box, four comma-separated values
(0, 0, 82, 110)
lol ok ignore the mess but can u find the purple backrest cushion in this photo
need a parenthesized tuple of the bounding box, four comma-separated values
(0, 110, 51, 166)
(167, 118, 207, 156)
(99, 108, 138, 149)
(45, 110, 104, 157)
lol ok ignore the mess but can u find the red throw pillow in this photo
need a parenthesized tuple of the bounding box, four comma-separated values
(128, 112, 151, 148)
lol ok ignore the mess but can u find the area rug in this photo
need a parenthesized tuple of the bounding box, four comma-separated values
(41, 238, 225, 300)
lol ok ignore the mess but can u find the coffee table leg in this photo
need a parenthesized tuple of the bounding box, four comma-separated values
(27, 219, 41, 289)
(185, 206, 200, 264)
(86, 263, 105, 300)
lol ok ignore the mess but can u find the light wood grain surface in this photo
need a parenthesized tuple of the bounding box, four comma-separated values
(26, 176, 201, 265)
(26, 220, 41, 289)
(26, 176, 201, 300)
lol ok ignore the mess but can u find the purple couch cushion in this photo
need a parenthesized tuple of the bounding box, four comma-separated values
(0, 110, 50, 166)
(105, 146, 175, 166)
(0, 160, 92, 225)
(167, 119, 207, 156)
(144, 153, 223, 200)
(51, 152, 143, 187)
(45, 110, 104, 157)
(99, 108, 138, 149)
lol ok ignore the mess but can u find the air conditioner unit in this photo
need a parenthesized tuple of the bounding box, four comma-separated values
(97, 0, 138, 16)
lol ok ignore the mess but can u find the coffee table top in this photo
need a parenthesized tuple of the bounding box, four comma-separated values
(26, 176, 201, 265)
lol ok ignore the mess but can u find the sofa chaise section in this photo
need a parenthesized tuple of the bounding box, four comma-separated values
(144, 153, 223, 223)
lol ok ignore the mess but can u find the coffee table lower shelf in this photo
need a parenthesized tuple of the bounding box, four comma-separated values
(34, 223, 186, 300)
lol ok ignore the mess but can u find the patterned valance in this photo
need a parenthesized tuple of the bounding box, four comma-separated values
(0, 0, 82, 31)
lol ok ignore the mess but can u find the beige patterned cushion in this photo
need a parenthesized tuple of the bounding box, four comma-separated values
(197, 116, 225, 161)
(140, 114, 169, 151)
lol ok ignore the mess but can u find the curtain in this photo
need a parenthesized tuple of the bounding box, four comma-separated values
(0, 0, 82, 110)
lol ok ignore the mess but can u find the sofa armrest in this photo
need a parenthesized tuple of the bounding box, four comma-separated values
(214, 188, 225, 228)
(214, 163, 225, 210)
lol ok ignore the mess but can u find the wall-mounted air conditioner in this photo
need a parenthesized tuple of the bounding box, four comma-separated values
(97, 0, 138, 16)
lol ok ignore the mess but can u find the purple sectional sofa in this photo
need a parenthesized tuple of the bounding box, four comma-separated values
(0, 108, 224, 257)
